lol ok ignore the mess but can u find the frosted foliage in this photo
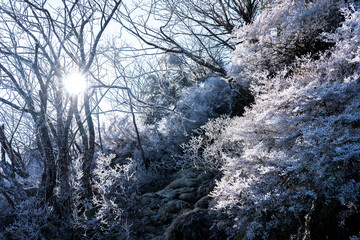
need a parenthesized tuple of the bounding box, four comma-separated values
(102, 115, 183, 171)
(5, 198, 60, 239)
(159, 77, 231, 136)
(92, 154, 135, 231)
(5, 155, 136, 239)
(230, 0, 341, 87)
(350, 235, 360, 240)
(182, 116, 234, 171)
(212, 6, 360, 239)
(101, 77, 231, 172)
(69, 154, 136, 238)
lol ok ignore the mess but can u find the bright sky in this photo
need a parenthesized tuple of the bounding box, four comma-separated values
(1, 0, 151, 123)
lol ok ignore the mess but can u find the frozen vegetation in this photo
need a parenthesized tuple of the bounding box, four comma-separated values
(0, 0, 359, 239)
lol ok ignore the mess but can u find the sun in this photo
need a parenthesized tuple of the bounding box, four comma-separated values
(64, 72, 87, 95)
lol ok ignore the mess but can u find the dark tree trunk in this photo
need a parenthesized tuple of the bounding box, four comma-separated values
(82, 92, 95, 198)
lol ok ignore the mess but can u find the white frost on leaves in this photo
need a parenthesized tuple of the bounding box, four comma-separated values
(206, 2, 360, 239)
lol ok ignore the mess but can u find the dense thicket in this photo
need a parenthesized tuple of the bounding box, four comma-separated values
(1, 0, 359, 239)
(190, 1, 360, 239)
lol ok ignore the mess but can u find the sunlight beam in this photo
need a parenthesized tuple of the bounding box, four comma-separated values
(64, 72, 87, 95)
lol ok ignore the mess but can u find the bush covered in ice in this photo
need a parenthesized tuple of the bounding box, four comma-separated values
(207, 2, 360, 239)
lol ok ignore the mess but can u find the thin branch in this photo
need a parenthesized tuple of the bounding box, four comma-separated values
(0, 97, 33, 114)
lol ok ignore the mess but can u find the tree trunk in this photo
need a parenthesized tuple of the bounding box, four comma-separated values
(82, 92, 95, 198)
(57, 95, 77, 215)
(127, 91, 148, 168)
(35, 112, 56, 202)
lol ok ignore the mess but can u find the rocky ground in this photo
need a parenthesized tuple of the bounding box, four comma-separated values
(128, 169, 226, 240)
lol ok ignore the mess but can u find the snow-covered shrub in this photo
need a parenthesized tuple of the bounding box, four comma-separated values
(92, 153, 136, 238)
(5, 197, 71, 239)
(141, 53, 208, 125)
(211, 4, 360, 239)
(141, 76, 232, 170)
(159, 77, 232, 136)
(6, 155, 136, 239)
(102, 115, 183, 171)
(102, 76, 232, 172)
(350, 234, 360, 240)
(230, 0, 342, 88)
(68, 157, 96, 238)
(69, 154, 136, 239)
(181, 116, 233, 171)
